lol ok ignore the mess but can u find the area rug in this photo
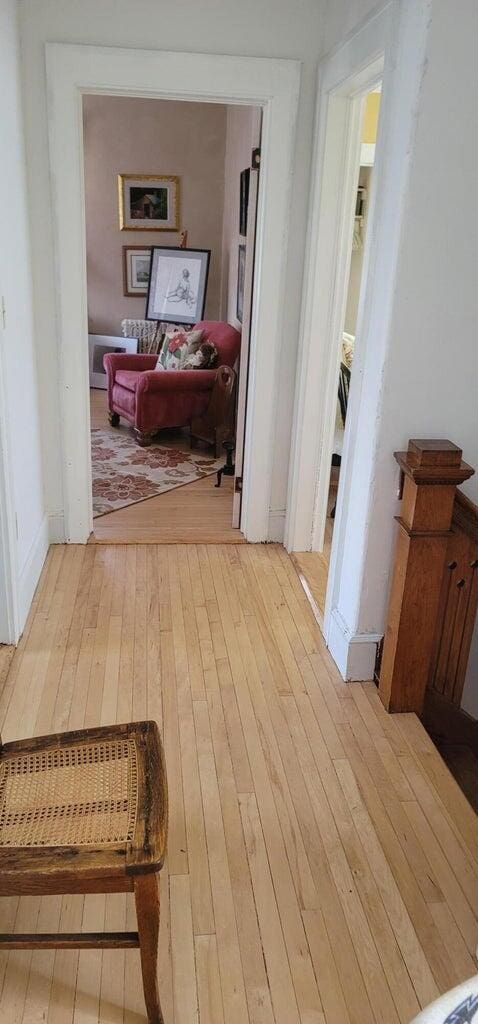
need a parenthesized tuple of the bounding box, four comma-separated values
(91, 427, 223, 517)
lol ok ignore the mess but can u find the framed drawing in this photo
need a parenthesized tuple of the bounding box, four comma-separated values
(145, 246, 210, 326)
(118, 174, 180, 231)
(236, 244, 246, 323)
(123, 246, 151, 296)
(239, 168, 250, 236)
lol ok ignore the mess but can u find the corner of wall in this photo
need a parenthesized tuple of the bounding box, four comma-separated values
(327, 606, 382, 681)
(18, 514, 49, 632)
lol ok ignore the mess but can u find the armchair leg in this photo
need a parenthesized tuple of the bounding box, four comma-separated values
(135, 873, 164, 1024)
(109, 411, 120, 427)
(135, 430, 154, 448)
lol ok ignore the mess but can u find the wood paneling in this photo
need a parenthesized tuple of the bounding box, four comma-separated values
(0, 543, 476, 1022)
(379, 440, 474, 714)
(428, 491, 478, 707)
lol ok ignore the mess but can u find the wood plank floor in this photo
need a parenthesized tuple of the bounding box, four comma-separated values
(291, 473, 337, 618)
(0, 543, 477, 1024)
(90, 389, 241, 544)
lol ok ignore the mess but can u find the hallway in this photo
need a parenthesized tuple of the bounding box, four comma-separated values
(0, 543, 476, 1022)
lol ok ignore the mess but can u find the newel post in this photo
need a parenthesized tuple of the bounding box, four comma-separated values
(379, 439, 474, 714)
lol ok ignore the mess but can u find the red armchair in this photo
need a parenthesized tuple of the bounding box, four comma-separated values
(103, 321, 241, 446)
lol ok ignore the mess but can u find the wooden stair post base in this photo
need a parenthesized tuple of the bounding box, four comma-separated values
(378, 439, 474, 714)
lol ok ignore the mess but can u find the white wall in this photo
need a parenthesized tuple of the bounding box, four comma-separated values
(461, 613, 478, 720)
(83, 95, 227, 335)
(18, 0, 325, 540)
(0, 0, 47, 638)
(328, 0, 478, 678)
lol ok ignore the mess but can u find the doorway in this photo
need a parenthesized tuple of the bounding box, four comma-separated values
(81, 93, 260, 543)
(292, 88, 382, 618)
(45, 43, 300, 545)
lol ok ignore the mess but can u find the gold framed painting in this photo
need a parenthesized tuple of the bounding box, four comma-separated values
(118, 174, 180, 231)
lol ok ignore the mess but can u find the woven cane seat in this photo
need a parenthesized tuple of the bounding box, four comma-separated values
(0, 722, 167, 894)
(0, 737, 139, 848)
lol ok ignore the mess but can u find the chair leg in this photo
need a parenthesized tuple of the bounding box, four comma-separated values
(135, 873, 164, 1024)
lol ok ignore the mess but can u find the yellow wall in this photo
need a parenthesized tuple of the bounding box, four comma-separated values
(362, 91, 380, 144)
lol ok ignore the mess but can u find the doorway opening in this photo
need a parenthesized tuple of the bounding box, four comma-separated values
(82, 93, 261, 543)
(292, 87, 382, 621)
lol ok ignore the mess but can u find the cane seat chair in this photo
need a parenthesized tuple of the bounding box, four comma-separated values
(0, 720, 168, 1024)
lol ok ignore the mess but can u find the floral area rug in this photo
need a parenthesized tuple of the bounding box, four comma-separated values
(91, 427, 223, 517)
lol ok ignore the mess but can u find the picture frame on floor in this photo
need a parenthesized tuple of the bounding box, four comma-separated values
(88, 334, 138, 389)
(123, 246, 152, 296)
(145, 246, 210, 326)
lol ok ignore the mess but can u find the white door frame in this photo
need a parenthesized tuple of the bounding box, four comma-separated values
(45, 44, 300, 544)
(285, 0, 431, 671)
(0, 324, 19, 644)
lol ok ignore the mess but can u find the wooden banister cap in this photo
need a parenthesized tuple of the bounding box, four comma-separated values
(394, 438, 474, 485)
(408, 439, 462, 467)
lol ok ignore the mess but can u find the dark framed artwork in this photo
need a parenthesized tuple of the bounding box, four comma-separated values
(118, 174, 180, 231)
(145, 246, 210, 326)
(122, 246, 152, 296)
(236, 244, 246, 324)
(239, 168, 250, 236)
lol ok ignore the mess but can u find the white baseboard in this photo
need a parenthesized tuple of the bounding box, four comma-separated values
(268, 508, 286, 542)
(327, 607, 382, 681)
(48, 512, 65, 543)
(18, 515, 49, 633)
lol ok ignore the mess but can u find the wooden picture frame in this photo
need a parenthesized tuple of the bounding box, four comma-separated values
(239, 168, 250, 236)
(122, 246, 152, 296)
(118, 174, 180, 231)
(236, 244, 246, 323)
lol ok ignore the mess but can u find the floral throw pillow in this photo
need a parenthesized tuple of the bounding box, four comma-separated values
(156, 328, 204, 370)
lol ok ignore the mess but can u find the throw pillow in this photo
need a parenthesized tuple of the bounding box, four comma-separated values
(156, 328, 204, 370)
(182, 340, 218, 370)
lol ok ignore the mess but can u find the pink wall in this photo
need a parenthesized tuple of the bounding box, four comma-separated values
(83, 95, 227, 335)
(220, 105, 260, 328)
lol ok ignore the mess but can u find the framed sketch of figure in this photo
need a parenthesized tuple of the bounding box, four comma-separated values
(145, 246, 210, 326)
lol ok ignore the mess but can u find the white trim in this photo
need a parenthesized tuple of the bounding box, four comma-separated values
(327, 608, 381, 681)
(0, 332, 20, 643)
(45, 43, 300, 544)
(48, 512, 66, 544)
(285, 5, 391, 556)
(360, 142, 376, 165)
(268, 509, 286, 542)
(285, 0, 431, 679)
(17, 515, 49, 633)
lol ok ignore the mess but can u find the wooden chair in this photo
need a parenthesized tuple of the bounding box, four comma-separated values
(0, 720, 168, 1024)
(190, 364, 237, 457)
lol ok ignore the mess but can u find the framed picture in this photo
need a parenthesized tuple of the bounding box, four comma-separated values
(236, 244, 246, 323)
(123, 246, 152, 296)
(118, 174, 180, 231)
(145, 246, 210, 326)
(239, 168, 250, 236)
(88, 335, 138, 389)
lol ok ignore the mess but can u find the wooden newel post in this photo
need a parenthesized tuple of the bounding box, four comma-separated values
(379, 439, 474, 714)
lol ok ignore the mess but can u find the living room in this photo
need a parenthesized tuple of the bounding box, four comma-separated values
(84, 93, 260, 542)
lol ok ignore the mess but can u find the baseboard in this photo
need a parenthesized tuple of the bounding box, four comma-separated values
(18, 515, 49, 633)
(268, 508, 286, 542)
(48, 512, 65, 543)
(328, 607, 382, 681)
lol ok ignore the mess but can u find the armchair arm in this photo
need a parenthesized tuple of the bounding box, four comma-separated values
(103, 353, 158, 375)
(137, 369, 217, 395)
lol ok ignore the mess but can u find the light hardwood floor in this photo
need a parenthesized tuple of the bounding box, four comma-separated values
(90, 388, 241, 544)
(0, 543, 477, 1023)
(292, 473, 337, 619)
